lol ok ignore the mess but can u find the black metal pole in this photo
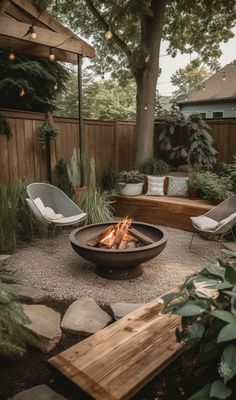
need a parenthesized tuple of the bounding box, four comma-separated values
(77, 54, 84, 187)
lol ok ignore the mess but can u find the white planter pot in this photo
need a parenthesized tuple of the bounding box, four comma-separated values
(119, 182, 144, 196)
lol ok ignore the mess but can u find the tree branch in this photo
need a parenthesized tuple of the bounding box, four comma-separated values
(85, 0, 132, 58)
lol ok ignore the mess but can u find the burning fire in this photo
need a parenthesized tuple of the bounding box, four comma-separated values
(87, 217, 154, 249)
(99, 217, 134, 249)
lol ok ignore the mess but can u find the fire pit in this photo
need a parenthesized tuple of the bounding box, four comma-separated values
(70, 219, 167, 280)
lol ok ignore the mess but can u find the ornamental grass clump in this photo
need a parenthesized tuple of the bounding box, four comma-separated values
(78, 187, 113, 224)
(162, 247, 236, 399)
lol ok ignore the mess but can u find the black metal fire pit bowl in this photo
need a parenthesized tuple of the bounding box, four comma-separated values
(70, 221, 167, 280)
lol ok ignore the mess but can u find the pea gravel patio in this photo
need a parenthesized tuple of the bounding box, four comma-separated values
(7, 226, 234, 303)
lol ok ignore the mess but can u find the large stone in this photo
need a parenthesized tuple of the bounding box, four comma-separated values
(61, 297, 112, 335)
(110, 303, 144, 320)
(12, 384, 68, 400)
(23, 305, 62, 352)
(11, 284, 48, 303)
(0, 254, 10, 263)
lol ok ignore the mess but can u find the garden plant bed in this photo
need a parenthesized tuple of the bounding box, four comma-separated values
(0, 298, 229, 400)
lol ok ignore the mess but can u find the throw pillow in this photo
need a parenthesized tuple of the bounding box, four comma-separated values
(146, 176, 165, 196)
(33, 197, 46, 216)
(167, 176, 189, 197)
(45, 207, 63, 220)
(191, 216, 219, 231)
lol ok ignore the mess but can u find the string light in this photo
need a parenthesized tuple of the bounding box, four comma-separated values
(105, 26, 113, 40)
(222, 71, 226, 81)
(19, 88, 25, 97)
(48, 49, 56, 62)
(8, 48, 15, 61)
(53, 83, 58, 91)
(30, 27, 37, 40)
(144, 105, 148, 110)
(202, 83, 206, 91)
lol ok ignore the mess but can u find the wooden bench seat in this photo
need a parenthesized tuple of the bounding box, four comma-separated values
(113, 195, 214, 232)
(48, 298, 182, 400)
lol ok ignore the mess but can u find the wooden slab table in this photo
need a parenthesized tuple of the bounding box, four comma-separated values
(48, 298, 183, 400)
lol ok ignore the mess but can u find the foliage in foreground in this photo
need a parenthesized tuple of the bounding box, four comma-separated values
(0, 180, 44, 253)
(0, 269, 33, 357)
(78, 187, 113, 224)
(162, 247, 236, 399)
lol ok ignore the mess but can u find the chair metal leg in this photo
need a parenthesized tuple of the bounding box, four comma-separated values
(189, 232, 195, 249)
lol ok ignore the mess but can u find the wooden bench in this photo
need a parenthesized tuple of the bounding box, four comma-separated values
(48, 298, 182, 400)
(113, 195, 214, 232)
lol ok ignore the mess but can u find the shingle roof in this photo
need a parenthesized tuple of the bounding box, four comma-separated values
(178, 61, 236, 104)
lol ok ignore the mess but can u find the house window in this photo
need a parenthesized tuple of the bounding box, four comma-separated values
(199, 113, 206, 119)
(212, 111, 224, 118)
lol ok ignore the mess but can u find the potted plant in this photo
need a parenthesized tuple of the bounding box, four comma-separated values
(139, 157, 169, 176)
(117, 170, 144, 196)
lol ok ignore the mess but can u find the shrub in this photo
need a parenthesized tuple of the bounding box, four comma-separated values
(221, 156, 236, 194)
(162, 246, 236, 399)
(56, 158, 73, 198)
(139, 157, 169, 175)
(118, 170, 144, 184)
(102, 164, 118, 192)
(78, 187, 113, 224)
(188, 171, 232, 203)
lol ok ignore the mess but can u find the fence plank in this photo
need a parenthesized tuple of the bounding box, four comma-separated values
(1, 109, 236, 185)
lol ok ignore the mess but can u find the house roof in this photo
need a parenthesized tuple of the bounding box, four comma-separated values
(178, 61, 236, 105)
(0, 0, 95, 64)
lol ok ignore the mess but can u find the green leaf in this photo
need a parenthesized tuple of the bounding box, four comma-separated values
(217, 323, 236, 343)
(160, 291, 181, 304)
(175, 304, 205, 317)
(210, 380, 232, 399)
(225, 268, 236, 285)
(222, 345, 236, 383)
(211, 310, 236, 324)
(206, 265, 225, 278)
(188, 383, 211, 400)
(188, 321, 205, 339)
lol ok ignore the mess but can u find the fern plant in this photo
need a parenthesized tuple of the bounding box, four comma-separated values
(38, 122, 60, 149)
(0, 269, 34, 357)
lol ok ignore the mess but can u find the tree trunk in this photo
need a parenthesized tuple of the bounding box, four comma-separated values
(134, 0, 167, 167)
(135, 68, 158, 167)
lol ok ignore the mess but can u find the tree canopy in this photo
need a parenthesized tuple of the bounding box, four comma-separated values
(171, 58, 216, 98)
(37, 0, 236, 165)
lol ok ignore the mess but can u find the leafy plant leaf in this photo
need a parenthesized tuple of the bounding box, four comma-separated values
(210, 380, 232, 399)
(217, 323, 236, 343)
(211, 310, 236, 325)
(188, 383, 211, 400)
(175, 304, 205, 317)
(221, 345, 236, 383)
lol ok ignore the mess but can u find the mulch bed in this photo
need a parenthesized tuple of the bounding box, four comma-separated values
(0, 298, 235, 400)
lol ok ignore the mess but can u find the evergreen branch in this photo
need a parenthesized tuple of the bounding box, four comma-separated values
(85, 0, 132, 58)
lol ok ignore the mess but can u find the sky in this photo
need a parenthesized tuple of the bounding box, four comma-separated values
(158, 26, 236, 96)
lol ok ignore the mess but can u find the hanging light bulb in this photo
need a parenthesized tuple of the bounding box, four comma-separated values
(144, 104, 148, 110)
(49, 49, 56, 62)
(19, 88, 25, 97)
(105, 26, 113, 40)
(222, 71, 226, 81)
(30, 27, 37, 40)
(8, 48, 15, 61)
(202, 83, 206, 91)
(145, 54, 150, 63)
(53, 83, 58, 91)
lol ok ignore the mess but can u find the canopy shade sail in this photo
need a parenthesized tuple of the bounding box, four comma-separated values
(0, 0, 95, 63)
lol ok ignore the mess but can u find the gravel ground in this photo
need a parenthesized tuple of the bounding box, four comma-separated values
(6, 226, 234, 303)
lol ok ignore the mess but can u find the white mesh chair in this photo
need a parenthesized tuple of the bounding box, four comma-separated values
(26, 183, 87, 251)
(189, 195, 236, 248)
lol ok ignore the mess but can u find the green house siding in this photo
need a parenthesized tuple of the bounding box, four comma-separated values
(179, 102, 236, 118)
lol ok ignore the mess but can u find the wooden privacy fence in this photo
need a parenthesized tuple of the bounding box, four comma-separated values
(0, 108, 236, 185)
(0, 109, 135, 185)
